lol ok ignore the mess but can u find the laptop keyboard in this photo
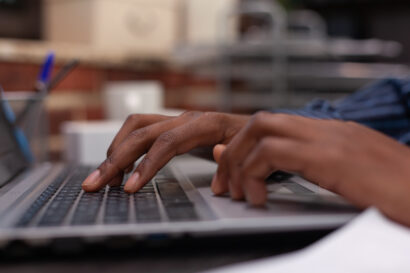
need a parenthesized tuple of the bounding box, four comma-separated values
(15, 166, 198, 228)
(38, 169, 86, 227)
(15, 168, 71, 227)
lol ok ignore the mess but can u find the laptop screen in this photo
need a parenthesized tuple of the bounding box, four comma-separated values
(0, 101, 28, 187)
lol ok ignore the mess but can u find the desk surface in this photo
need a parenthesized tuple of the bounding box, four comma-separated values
(0, 230, 330, 273)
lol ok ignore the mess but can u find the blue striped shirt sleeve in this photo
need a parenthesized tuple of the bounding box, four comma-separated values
(275, 78, 410, 145)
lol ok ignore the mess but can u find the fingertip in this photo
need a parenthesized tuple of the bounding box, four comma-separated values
(82, 182, 102, 192)
(82, 183, 95, 192)
(82, 170, 101, 192)
(123, 186, 137, 194)
(248, 195, 267, 207)
(211, 174, 227, 195)
(124, 172, 140, 193)
(230, 191, 245, 201)
(244, 178, 268, 207)
(228, 176, 245, 201)
(213, 144, 226, 163)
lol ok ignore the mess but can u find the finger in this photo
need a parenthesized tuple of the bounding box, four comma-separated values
(209, 144, 227, 195)
(124, 117, 227, 193)
(213, 144, 226, 163)
(240, 137, 311, 205)
(108, 162, 134, 187)
(242, 177, 267, 206)
(217, 113, 308, 200)
(124, 163, 134, 174)
(104, 114, 171, 186)
(211, 149, 230, 196)
(107, 114, 172, 158)
(189, 146, 215, 161)
(213, 128, 255, 199)
(242, 138, 310, 177)
(108, 173, 124, 187)
(82, 113, 201, 192)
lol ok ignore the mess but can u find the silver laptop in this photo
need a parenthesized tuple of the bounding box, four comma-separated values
(0, 107, 359, 249)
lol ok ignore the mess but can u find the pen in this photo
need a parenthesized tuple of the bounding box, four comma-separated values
(44, 59, 79, 94)
(15, 58, 80, 126)
(35, 52, 55, 92)
(15, 52, 55, 125)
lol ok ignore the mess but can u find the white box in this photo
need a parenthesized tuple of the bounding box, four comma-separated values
(63, 121, 123, 165)
(43, 0, 183, 57)
(63, 108, 184, 165)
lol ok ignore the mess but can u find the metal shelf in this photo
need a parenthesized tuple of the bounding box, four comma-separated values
(174, 38, 402, 67)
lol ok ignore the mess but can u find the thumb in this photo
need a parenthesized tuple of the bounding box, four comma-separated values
(213, 144, 227, 164)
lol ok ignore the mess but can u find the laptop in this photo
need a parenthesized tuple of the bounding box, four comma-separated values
(0, 103, 359, 249)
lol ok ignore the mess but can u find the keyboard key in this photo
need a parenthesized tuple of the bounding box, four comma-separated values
(104, 186, 129, 224)
(71, 191, 104, 225)
(134, 183, 161, 223)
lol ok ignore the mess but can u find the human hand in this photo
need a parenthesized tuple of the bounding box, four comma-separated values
(82, 112, 250, 193)
(211, 112, 410, 227)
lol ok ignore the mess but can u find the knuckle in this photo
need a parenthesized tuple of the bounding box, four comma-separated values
(136, 156, 151, 171)
(125, 114, 140, 125)
(99, 156, 121, 174)
(129, 128, 149, 141)
(201, 111, 218, 120)
(105, 155, 116, 168)
(252, 111, 270, 122)
(181, 110, 202, 119)
(270, 113, 291, 127)
(249, 111, 271, 130)
(199, 112, 228, 136)
(157, 131, 178, 147)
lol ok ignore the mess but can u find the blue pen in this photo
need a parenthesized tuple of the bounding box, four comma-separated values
(36, 51, 55, 92)
(0, 86, 33, 162)
(15, 52, 55, 126)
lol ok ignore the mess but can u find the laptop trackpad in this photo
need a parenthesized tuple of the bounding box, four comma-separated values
(174, 156, 358, 220)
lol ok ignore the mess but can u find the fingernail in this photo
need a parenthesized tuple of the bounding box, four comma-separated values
(82, 170, 101, 187)
(124, 172, 140, 193)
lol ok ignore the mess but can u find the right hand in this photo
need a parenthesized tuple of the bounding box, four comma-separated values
(82, 111, 250, 193)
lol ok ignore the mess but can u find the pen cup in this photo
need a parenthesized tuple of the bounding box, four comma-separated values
(1, 91, 49, 164)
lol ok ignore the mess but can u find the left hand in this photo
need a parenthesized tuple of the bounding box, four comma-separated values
(211, 112, 410, 227)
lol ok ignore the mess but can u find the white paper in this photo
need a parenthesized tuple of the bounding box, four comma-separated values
(208, 208, 410, 273)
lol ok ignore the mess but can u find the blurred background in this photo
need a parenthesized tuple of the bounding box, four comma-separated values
(0, 0, 409, 163)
